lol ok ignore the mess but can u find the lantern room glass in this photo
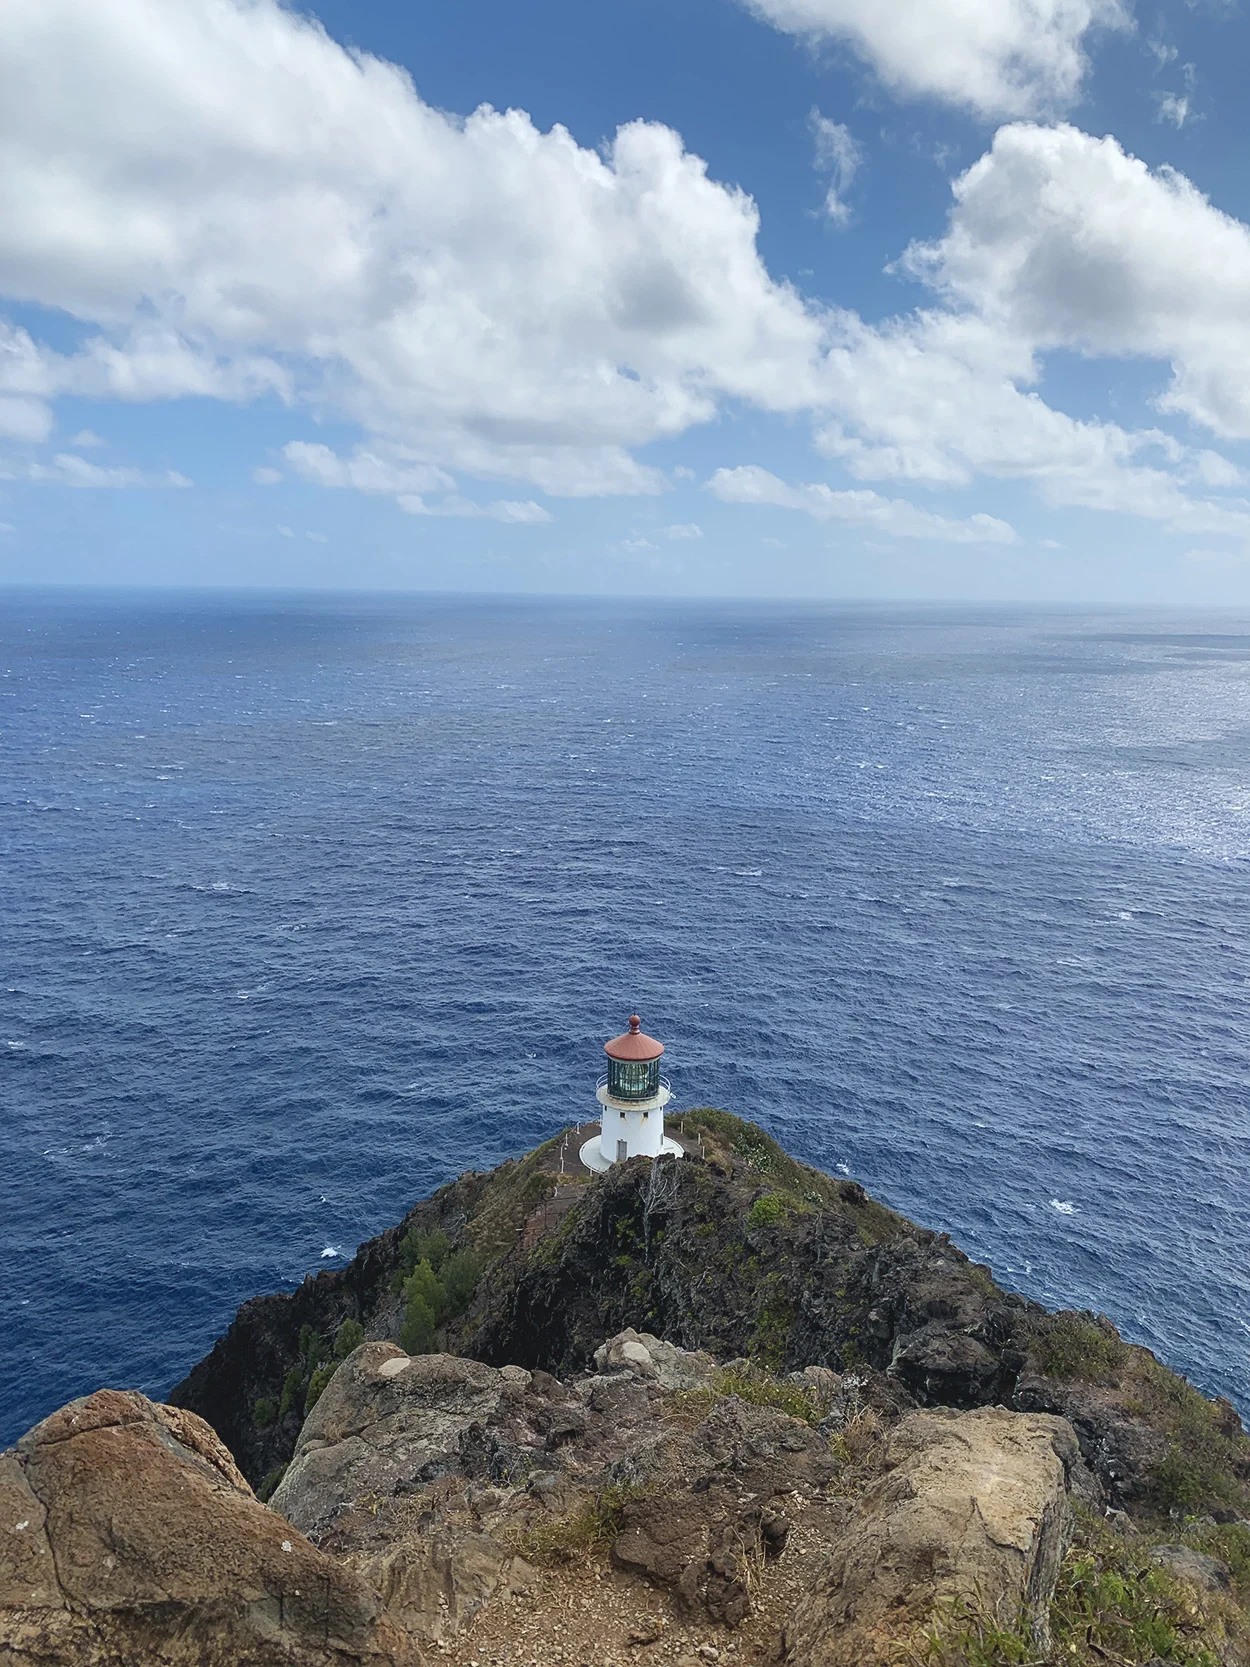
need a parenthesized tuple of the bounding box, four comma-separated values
(608, 1056, 661, 1101)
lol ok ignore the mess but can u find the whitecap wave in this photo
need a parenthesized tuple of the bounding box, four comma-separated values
(320, 1245, 343, 1259)
(1050, 1199, 1077, 1216)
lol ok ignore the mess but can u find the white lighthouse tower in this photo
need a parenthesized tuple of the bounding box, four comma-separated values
(579, 1014, 684, 1173)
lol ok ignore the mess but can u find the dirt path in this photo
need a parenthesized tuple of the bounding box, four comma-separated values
(439, 1499, 840, 1667)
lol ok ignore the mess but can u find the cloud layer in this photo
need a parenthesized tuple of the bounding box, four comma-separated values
(0, 0, 825, 500)
(3, 0, 1250, 560)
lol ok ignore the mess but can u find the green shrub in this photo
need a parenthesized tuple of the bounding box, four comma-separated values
(252, 1395, 278, 1428)
(399, 1256, 448, 1354)
(402, 1227, 450, 1274)
(917, 1597, 1036, 1665)
(1135, 1356, 1250, 1514)
(668, 1364, 823, 1428)
(298, 1324, 328, 1371)
(1033, 1311, 1128, 1383)
(920, 1514, 1228, 1667)
(441, 1246, 484, 1313)
(278, 1365, 304, 1420)
(406, 1258, 449, 1321)
(518, 1483, 646, 1564)
(1188, 1520, 1250, 1596)
(333, 1318, 365, 1360)
(1050, 1515, 1223, 1667)
(747, 1192, 790, 1230)
(305, 1362, 337, 1414)
(401, 1292, 438, 1354)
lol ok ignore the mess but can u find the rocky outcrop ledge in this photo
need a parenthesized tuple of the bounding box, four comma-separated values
(6, 1115, 1250, 1665)
(4, 1330, 1114, 1667)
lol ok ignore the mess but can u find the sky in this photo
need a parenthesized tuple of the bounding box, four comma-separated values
(3, 0, 1250, 600)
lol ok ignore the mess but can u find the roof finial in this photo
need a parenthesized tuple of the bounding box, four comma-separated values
(628, 1014, 641, 1032)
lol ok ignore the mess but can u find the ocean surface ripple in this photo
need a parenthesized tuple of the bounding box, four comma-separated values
(2, 592, 1248, 1441)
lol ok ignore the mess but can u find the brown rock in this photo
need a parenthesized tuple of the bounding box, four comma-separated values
(271, 1346, 509, 1535)
(783, 1406, 1074, 1667)
(0, 1389, 418, 1666)
(612, 1396, 836, 1626)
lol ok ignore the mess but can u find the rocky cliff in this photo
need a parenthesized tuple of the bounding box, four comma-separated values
(10, 1111, 1246, 1666)
(172, 1110, 1250, 1526)
(6, 1326, 1249, 1666)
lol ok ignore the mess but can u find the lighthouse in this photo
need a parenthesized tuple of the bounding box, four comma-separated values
(579, 1014, 684, 1173)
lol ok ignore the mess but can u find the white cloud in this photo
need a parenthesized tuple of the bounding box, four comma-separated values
(0, 0, 826, 499)
(707, 464, 1019, 542)
(305, 531, 328, 542)
(740, 0, 1126, 117)
(809, 112, 861, 226)
(282, 442, 453, 496)
(1, 451, 189, 488)
(251, 465, 281, 485)
(0, 520, 14, 534)
(662, 522, 704, 539)
(805, 308, 1250, 540)
(0, 397, 53, 441)
(69, 428, 104, 447)
(620, 535, 658, 551)
(397, 494, 551, 524)
(1156, 92, 1191, 128)
(277, 525, 294, 537)
(903, 123, 1250, 440)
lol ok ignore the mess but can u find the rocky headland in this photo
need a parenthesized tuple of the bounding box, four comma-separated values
(4, 1110, 1248, 1666)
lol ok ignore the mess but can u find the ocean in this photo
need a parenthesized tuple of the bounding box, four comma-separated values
(2, 590, 1248, 1445)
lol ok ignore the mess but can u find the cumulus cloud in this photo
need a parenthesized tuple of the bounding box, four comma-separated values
(662, 522, 705, 539)
(707, 464, 1019, 542)
(809, 112, 861, 226)
(4, 0, 1247, 560)
(251, 465, 281, 485)
(740, 0, 1126, 117)
(0, 0, 826, 501)
(902, 123, 1250, 440)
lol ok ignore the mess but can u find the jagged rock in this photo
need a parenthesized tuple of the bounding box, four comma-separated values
(783, 1406, 1075, 1667)
(593, 1329, 719, 1391)
(1012, 1371, 1166, 1505)
(0, 1389, 417, 1667)
(369, 1529, 538, 1646)
(271, 1345, 514, 1534)
(611, 1395, 840, 1625)
(1150, 1544, 1233, 1592)
(888, 1326, 1006, 1406)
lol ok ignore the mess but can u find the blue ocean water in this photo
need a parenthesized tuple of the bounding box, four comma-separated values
(2, 591, 1249, 1445)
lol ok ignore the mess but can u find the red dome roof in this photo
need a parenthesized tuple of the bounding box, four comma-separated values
(604, 1014, 664, 1062)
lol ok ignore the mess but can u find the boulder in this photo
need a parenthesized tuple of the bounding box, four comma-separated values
(271, 1345, 512, 1534)
(1013, 1371, 1166, 1504)
(612, 1394, 840, 1624)
(783, 1406, 1075, 1667)
(1150, 1544, 1233, 1593)
(0, 1389, 417, 1667)
(592, 1329, 720, 1391)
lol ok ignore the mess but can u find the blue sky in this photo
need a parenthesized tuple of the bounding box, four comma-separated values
(4, 0, 1250, 599)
